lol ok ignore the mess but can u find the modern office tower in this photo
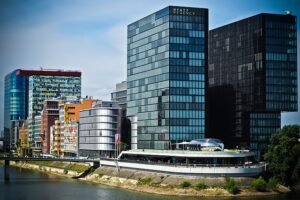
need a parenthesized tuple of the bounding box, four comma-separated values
(127, 6, 208, 150)
(111, 81, 131, 148)
(208, 13, 297, 159)
(3, 69, 81, 150)
(4, 70, 27, 150)
(79, 101, 121, 158)
(111, 81, 127, 110)
(41, 100, 59, 154)
(27, 70, 81, 148)
(59, 98, 97, 157)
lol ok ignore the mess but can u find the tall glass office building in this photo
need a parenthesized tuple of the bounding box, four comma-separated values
(127, 6, 208, 150)
(27, 72, 81, 148)
(3, 69, 81, 150)
(4, 70, 27, 150)
(208, 13, 297, 159)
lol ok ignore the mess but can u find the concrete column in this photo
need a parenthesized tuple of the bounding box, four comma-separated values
(4, 160, 10, 181)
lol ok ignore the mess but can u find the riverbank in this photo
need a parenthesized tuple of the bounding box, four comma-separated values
(9, 161, 289, 197)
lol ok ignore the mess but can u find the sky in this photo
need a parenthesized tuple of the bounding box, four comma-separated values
(0, 0, 299, 133)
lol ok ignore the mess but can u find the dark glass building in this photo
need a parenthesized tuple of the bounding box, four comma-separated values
(127, 6, 208, 150)
(208, 13, 297, 159)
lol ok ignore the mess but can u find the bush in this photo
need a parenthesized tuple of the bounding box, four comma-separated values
(180, 181, 191, 188)
(63, 168, 68, 174)
(224, 178, 239, 194)
(98, 173, 104, 178)
(194, 181, 207, 190)
(267, 177, 278, 190)
(90, 167, 95, 173)
(137, 177, 152, 185)
(251, 176, 267, 192)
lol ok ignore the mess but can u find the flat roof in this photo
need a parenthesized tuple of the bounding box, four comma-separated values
(16, 69, 81, 77)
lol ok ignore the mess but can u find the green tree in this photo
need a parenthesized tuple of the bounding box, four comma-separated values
(264, 125, 300, 186)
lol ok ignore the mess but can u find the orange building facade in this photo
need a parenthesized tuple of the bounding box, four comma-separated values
(62, 99, 99, 123)
(59, 98, 98, 157)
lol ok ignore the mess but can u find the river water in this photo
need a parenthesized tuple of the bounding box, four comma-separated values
(0, 164, 299, 200)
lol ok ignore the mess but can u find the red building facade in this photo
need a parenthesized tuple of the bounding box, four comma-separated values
(41, 100, 59, 154)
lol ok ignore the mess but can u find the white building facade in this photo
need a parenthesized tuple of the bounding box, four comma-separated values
(79, 101, 121, 158)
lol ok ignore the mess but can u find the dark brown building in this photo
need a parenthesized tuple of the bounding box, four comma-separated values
(41, 100, 59, 154)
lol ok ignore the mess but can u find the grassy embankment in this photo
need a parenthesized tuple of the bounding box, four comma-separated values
(27, 161, 90, 173)
(10, 161, 290, 197)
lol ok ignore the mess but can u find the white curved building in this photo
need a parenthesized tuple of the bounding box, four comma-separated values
(79, 101, 121, 158)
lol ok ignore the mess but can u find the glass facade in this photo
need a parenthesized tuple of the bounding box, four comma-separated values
(4, 70, 27, 149)
(208, 13, 297, 159)
(3, 69, 81, 150)
(265, 15, 297, 111)
(249, 112, 280, 159)
(111, 81, 127, 110)
(127, 6, 208, 150)
(28, 75, 81, 147)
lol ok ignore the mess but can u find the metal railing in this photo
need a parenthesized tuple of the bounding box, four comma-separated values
(101, 158, 265, 169)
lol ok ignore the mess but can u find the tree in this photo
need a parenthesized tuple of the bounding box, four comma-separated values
(264, 125, 300, 186)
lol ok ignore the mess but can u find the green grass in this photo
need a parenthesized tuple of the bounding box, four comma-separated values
(137, 177, 152, 185)
(65, 163, 89, 173)
(52, 161, 66, 169)
(27, 161, 89, 173)
(28, 161, 55, 167)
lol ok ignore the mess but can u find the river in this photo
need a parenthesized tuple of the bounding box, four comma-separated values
(0, 164, 299, 200)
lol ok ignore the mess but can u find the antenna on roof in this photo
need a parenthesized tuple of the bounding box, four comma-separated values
(284, 10, 292, 15)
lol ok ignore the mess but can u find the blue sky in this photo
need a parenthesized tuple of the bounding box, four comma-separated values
(0, 0, 299, 133)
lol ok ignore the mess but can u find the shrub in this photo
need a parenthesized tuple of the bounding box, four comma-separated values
(137, 177, 152, 185)
(98, 173, 104, 178)
(180, 181, 191, 188)
(194, 181, 207, 190)
(267, 177, 278, 190)
(90, 167, 95, 173)
(63, 168, 68, 174)
(251, 176, 267, 192)
(224, 178, 239, 194)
